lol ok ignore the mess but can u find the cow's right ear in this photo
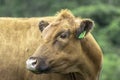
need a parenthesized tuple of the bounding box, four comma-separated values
(75, 19, 94, 39)
(39, 20, 49, 32)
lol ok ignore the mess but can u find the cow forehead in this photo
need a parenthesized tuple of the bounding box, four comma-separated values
(42, 21, 72, 41)
(41, 24, 57, 41)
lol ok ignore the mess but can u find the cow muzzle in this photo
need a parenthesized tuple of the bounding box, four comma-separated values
(26, 57, 51, 74)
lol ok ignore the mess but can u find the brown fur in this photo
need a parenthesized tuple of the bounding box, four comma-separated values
(0, 10, 103, 80)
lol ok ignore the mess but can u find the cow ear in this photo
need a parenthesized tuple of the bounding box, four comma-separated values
(39, 20, 49, 32)
(76, 19, 94, 39)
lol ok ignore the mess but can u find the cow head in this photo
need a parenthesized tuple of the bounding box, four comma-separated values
(26, 10, 95, 74)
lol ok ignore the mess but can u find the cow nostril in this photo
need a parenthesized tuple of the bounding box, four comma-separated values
(28, 57, 38, 66)
(26, 57, 38, 71)
(32, 60, 37, 66)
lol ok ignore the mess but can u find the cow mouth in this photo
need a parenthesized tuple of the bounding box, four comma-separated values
(30, 70, 50, 74)
(27, 66, 52, 74)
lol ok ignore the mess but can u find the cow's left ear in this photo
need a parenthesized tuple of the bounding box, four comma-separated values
(39, 20, 49, 32)
(76, 19, 94, 39)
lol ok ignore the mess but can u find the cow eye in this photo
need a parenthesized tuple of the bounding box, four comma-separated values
(60, 33, 67, 39)
(59, 30, 70, 39)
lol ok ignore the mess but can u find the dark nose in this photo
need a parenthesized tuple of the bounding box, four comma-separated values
(26, 57, 51, 73)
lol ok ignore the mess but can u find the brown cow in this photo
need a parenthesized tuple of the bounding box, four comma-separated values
(0, 17, 68, 80)
(26, 10, 103, 80)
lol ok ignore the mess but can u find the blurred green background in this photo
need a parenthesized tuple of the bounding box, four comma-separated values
(0, 0, 120, 80)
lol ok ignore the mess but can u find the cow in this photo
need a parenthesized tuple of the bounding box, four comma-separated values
(26, 9, 103, 80)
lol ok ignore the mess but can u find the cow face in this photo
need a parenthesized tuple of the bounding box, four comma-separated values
(26, 10, 94, 74)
